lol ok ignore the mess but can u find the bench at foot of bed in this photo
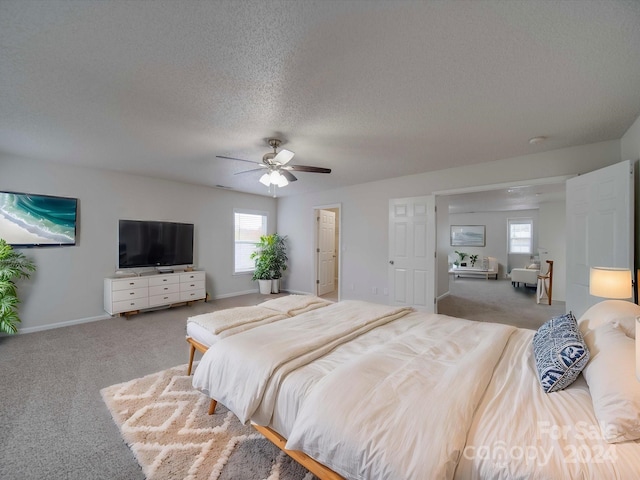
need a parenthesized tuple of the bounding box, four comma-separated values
(186, 336, 218, 414)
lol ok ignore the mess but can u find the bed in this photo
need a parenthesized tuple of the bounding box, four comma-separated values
(192, 299, 640, 479)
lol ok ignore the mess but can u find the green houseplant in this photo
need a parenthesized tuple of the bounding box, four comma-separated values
(0, 239, 36, 334)
(268, 233, 288, 293)
(454, 250, 467, 267)
(251, 233, 288, 294)
(469, 254, 479, 267)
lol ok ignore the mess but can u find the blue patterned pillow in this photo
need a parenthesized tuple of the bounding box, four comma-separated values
(533, 312, 590, 393)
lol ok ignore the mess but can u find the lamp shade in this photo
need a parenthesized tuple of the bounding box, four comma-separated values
(589, 267, 632, 299)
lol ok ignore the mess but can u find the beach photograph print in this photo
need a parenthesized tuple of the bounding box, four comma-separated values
(0, 192, 77, 246)
(450, 225, 485, 247)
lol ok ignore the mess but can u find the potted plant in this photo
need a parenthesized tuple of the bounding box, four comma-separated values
(0, 239, 36, 334)
(269, 233, 288, 293)
(455, 250, 467, 267)
(469, 254, 479, 267)
(251, 238, 273, 294)
(250, 233, 288, 294)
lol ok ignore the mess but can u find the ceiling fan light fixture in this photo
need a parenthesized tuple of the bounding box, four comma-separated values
(259, 173, 271, 186)
(271, 170, 289, 187)
(259, 170, 289, 188)
(217, 137, 329, 193)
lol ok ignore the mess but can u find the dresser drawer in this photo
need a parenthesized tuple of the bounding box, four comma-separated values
(110, 277, 149, 291)
(112, 287, 148, 302)
(149, 292, 181, 307)
(112, 297, 150, 313)
(180, 271, 205, 283)
(149, 275, 180, 287)
(149, 283, 180, 296)
(181, 280, 204, 292)
(180, 289, 206, 302)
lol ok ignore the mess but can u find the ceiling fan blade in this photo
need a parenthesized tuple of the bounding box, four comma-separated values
(216, 155, 260, 165)
(273, 148, 294, 165)
(233, 167, 267, 175)
(287, 164, 331, 174)
(280, 170, 298, 182)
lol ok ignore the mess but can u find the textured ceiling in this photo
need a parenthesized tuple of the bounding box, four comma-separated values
(1, 0, 640, 197)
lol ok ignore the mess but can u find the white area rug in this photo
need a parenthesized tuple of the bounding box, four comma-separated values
(101, 364, 315, 480)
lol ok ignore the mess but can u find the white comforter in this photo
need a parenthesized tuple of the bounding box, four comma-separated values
(192, 300, 412, 425)
(455, 328, 640, 479)
(285, 315, 516, 480)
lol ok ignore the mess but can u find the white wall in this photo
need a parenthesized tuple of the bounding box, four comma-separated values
(621, 114, 640, 162)
(1, 156, 277, 332)
(435, 196, 451, 299)
(277, 140, 620, 304)
(621, 114, 640, 290)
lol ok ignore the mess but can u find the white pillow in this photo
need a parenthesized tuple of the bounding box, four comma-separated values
(582, 322, 640, 443)
(578, 299, 640, 339)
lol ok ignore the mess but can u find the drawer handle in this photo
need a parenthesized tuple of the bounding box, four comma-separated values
(164, 287, 169, 290)
(129, 282, 135, 285)
(130, 302, 135, 306)
(163, 296, 169, 300)
(190, 284, 195, 287)
(129, 292, 135, 295)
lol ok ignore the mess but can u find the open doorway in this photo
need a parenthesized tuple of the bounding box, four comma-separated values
(313, 205, 341, 302)
(434, 177, 569, 323)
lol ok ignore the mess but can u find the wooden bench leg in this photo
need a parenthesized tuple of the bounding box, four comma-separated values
(187, 343, 196, 376)
(208, 399, 217, 415)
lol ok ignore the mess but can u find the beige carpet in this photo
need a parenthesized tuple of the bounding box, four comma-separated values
(101, 363, 315, 480)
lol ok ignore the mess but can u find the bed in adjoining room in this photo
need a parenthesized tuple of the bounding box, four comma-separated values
(192, 298, 640, 479)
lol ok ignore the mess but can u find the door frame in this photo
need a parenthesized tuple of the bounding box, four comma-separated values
(432, 174, 573, 309)
(312, 203, 342, 300)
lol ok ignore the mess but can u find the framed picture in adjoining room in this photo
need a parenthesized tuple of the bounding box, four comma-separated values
(450, 225, 485, 247)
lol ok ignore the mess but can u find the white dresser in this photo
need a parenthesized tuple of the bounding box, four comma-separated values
(104, 271, 206, 315)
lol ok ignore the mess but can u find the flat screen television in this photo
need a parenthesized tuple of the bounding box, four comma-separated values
(0, 191, 78, 247)
(118, 219, 194, 269)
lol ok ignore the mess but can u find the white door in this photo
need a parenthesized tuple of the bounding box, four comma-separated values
(389, 196, 436, 311)
(566, 160, 633, 318)
(317, 209, 336, 296)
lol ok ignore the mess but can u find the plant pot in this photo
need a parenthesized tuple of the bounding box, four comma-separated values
(258, 279, 272, 294)
(271, 278, 280, 294)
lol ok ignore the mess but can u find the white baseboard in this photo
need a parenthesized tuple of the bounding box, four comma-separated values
(281, 289, 314, 295)
(211, 289, 260, 299)
(9, 289, 304, 336)
(16, 314, 111, 335)
(436, 291, 450, 302)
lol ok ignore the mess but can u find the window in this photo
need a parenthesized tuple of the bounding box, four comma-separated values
(508, 218, 533, 254)
(234, 210, 267, 273)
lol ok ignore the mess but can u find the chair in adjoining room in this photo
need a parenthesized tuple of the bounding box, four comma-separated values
(536, 260, 554, 305)
(510, 264, 540, 287)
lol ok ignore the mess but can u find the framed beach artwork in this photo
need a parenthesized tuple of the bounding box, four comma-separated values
(0, 191, 78, 247)
(450, 225, 485, 247)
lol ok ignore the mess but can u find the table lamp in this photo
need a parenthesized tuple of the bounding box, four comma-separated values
(589, 267, 637, 380)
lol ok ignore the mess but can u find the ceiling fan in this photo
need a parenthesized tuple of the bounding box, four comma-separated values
(216, 138, 331, 189)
